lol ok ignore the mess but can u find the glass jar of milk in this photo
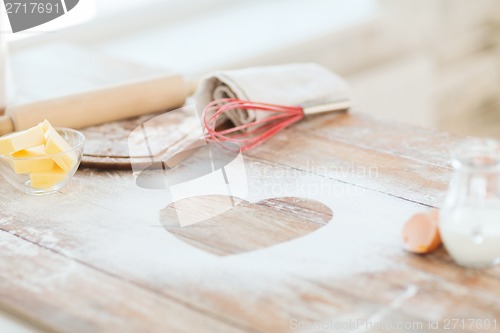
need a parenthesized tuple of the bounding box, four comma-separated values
(440, 139, 500, 268)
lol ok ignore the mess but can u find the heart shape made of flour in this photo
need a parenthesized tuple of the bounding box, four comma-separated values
(159, 195, 333, 256)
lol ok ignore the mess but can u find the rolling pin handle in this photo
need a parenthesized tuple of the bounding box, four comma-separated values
(0, 115, 14, 136)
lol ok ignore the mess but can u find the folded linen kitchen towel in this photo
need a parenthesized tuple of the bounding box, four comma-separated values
(195, 63, 351, 127)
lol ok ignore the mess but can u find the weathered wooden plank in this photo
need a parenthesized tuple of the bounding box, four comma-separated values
(0, 159, 429, 332)
(248, 113, 456, 206)
(2, 178, 500, 332)
(3, 156, 498, 333)
(249, 134, 449, 207)
(295, 112, 461, 168)
(0, 230, 253, 333)
(1, 113, 498, 333)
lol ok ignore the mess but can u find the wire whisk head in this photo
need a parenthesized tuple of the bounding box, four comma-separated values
(203, 98, 304, 151)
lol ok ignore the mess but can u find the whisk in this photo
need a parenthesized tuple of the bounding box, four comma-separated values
(203, 98, 351, 152)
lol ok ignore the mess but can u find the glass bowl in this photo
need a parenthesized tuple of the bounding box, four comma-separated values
(0, 128, 85, 195)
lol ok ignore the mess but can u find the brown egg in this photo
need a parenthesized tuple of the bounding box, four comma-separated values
(402, 209, 441, 254)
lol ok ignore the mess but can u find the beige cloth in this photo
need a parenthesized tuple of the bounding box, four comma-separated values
(195, 63, 351, 127)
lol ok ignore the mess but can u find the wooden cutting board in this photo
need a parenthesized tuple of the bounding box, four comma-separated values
(79, 110, 199, 169)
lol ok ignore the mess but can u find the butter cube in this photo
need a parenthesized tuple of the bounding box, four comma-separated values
(39, 119, 52, 133)
(0, 126, 46, 155)
(29, 165, 68, 189)
(10, 146, 54, 174)
(44, 127, 77, 171)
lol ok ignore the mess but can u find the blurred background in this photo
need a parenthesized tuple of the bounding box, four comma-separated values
(3, 0, 500, 137)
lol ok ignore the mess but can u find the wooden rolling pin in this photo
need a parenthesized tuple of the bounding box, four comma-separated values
(0, 74, 197, 136)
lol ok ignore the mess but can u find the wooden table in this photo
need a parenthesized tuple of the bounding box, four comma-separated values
(1, 112, 499, 333)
